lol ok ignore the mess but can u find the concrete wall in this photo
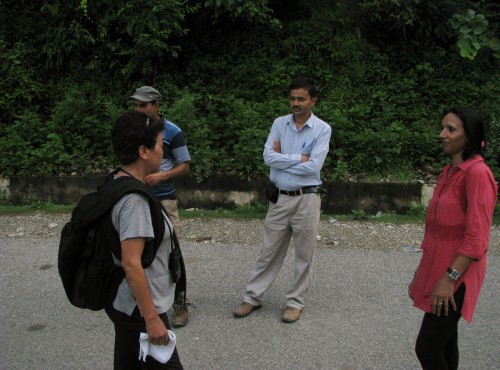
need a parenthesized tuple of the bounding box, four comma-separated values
(2, 174, 433, 214)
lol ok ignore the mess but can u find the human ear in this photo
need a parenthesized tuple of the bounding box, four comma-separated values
(138, 145, 148, 160)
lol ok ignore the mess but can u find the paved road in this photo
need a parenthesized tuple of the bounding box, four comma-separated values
(1, 237, 499, 369)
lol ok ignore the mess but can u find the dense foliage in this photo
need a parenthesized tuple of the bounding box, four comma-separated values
(1, 0, 499, 182)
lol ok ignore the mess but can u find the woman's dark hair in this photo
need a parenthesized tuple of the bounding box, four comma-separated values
(111, 111, 164, 165)
(289, 77, 317, 99)
(444, 107, 485, 160)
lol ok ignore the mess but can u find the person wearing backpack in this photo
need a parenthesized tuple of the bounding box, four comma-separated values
(106, 110, 184, 369)
(130, 86, 191, 328)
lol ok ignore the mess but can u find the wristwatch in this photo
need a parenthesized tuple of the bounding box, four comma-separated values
(447, 267, 461, 281)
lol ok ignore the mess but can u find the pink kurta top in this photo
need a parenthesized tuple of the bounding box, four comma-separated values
(411, 155, 497, 322)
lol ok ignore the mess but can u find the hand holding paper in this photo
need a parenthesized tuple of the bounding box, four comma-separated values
(139, 330, 176, 364)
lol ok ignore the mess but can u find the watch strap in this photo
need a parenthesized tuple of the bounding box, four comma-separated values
(447, 267, 461, 281)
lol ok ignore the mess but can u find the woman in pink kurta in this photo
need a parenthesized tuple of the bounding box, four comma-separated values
(409, 107, 497, 370)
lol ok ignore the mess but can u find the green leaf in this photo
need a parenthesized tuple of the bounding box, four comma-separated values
(450, 18, 461, 30)
(459, 25, 471, 34)
(473, 22, 488, 35)
(488, 38, 500, 52)
(466, 9, 476, 18)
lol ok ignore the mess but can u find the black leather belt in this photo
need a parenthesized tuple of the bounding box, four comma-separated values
(279, 186, 320, 196)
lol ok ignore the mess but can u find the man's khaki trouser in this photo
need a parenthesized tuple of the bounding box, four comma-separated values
(161, 198, 182, 237)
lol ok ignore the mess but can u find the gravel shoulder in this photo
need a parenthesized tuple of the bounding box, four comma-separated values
(1, 212, 499, 255)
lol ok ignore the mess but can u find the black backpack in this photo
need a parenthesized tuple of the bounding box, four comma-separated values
(58, 171, 165, 311)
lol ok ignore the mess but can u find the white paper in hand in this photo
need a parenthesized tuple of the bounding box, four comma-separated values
(138, 330, 176, 364)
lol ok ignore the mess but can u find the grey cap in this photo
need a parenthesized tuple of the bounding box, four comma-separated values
(130, 86, 162, 102)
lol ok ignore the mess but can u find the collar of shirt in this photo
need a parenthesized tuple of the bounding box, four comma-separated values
(287, 112, 316, 131)
(444, 155, 485, 175)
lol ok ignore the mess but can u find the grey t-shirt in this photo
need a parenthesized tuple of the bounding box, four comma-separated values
(111, 193, 175, 316)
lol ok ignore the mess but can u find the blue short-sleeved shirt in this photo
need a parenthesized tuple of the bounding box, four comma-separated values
(152, 116, 191, 199)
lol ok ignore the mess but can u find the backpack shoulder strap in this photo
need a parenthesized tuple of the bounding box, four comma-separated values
(96, 173, 166, 266)
(69, 173, 135, 228)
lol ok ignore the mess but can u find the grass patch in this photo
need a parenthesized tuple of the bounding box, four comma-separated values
(180, 203, 268, 219)
(0, 203, 73, 214)
(1, 202, 498, 225)
(180, 205, 428, 224)
(320, 212, 426, 224)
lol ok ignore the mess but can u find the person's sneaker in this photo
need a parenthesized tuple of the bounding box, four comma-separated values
(172, 306, 189, 327)
(233, 302, 261, 318)
(282, 307, 301, 323)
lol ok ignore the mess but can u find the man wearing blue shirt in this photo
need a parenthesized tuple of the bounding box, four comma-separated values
(130, 86, 191, 327)
(234, 78, 331, 323)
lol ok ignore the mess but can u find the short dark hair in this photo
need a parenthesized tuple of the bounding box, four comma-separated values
(289, 77, 317, 99)
(111, 111, 164, 165)
(444, 107, 485, 160)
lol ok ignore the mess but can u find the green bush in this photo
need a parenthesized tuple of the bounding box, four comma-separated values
(47, 82, 123, 174)
(407, 204, 428, 216)
(0, 109, 70, 176)
(0, 81, 123, 177)
(167, 90, 219, 182)
(0, 39, 45, 123)
(166, 90, 280, 181)
(1, 1, 499, 183)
